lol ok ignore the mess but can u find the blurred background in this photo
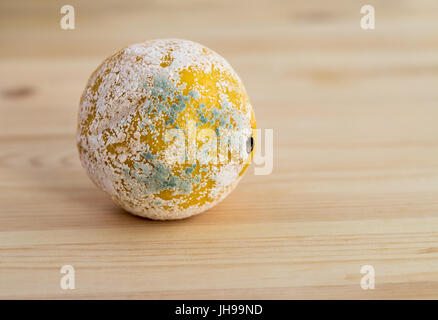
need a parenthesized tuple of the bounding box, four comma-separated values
(1, 0, 438, 299)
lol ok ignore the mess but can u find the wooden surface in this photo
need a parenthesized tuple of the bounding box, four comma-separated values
(1, 0, 438, 299)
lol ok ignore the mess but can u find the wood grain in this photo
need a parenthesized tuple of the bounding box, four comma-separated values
(1, 0, 438, 299)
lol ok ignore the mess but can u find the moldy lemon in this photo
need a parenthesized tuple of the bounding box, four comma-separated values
(77, 39, 256, 220)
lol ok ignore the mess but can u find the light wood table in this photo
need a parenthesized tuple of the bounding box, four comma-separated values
(1, 0, 438, 299)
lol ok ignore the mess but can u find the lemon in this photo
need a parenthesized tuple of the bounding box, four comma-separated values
(77, 39, 256, 220)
